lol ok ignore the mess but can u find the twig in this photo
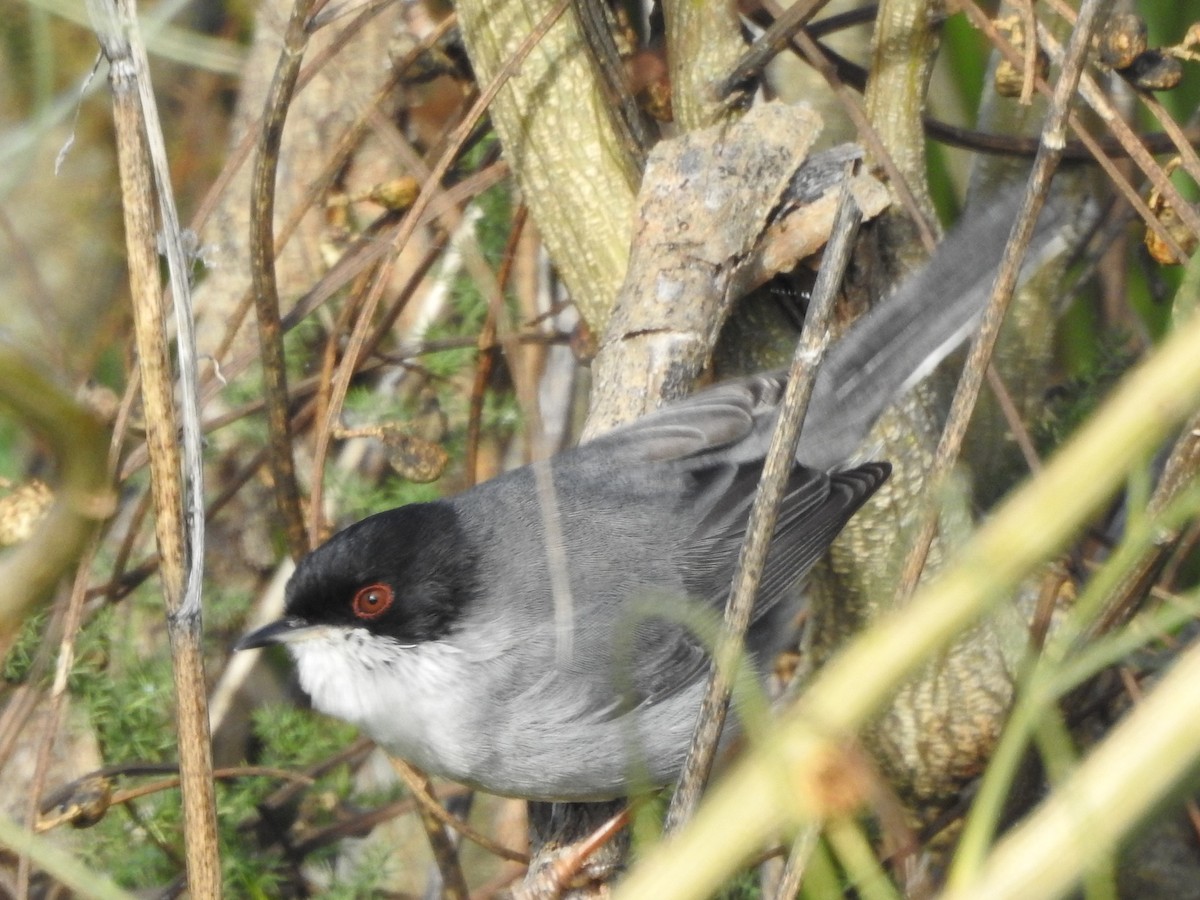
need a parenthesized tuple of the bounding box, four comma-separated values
(248, 0, 318, 561)
(949, 0, 1191, 263)
(84, 0, 223, 892)
(203, 14, 462, 401)
(1042, 0, 1200, 190)
(1037, 23, 1200, 243)
(664, 165, 865, 833)
(718, 0, 834, 99)
(744, 3, 1200, 161)
(1089, 407, 1200, 636)
(468, 204, 529, 484)
(893, 0, 1105, 602)
(770, 825, 820, 900)
(36, 766, 316, 832)
(186, 0, 408, 238)
(309, 0, 570, 557)
(388, 758, 470, 900)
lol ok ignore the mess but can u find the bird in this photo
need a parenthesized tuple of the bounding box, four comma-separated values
(237, 190, 1070, 801)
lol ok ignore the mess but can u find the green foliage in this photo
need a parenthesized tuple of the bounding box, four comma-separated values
(326, 464, 443, 522)
(203, 582, 256, 636)
(2, 607, 47, 683)
(74, 647, 177, 764)
(717, 869, 762, 900)
(1033, 337, 1136, 454)
(72, 695, 371, 892)
(251, 704, 359, 768)
(311, 843, 395, 899)
(83, 800, 181, 890)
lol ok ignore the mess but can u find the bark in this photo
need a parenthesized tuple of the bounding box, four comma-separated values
(457, 0, 636, 332)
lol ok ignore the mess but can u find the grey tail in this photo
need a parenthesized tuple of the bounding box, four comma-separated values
(796, 189, 1075, 469)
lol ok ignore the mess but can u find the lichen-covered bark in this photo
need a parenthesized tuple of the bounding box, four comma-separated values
(864, 0, 945, 228)
(663, 0, 747, 129)
(457, 0, 635, 331)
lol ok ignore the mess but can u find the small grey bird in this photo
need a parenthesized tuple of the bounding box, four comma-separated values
(237, 192, 1069, 800)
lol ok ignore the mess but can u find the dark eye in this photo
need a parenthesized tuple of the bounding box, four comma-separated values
(352, 583, 394, 620)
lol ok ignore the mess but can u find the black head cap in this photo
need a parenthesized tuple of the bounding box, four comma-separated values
(284, 501, 477, 644)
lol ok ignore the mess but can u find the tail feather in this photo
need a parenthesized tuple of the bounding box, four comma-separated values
(796, 190, 1075, 468)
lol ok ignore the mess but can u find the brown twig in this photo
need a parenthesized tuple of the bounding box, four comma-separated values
(468, 204, 529, 484)
(248, 0, 319, 561)
(388, 757, 471, 900)
(302, 95, 516, 531)
(1089, 409, 1200, 636)
(894, 0, 1105, 602)
(1043, 0, 1200, 191)
(1036, 23, 1200, 244)
(37, 766, 316, 832)
(665, 166, 865, 833)
(84, 0, 223, 892)
(719, 0, 834, 99)
(186, 0, 409, 240)
(204, 14, 463, 389)
(949, 0, 1191, 263)
(309, 0, 570, 549)
(770, 825, 820, 900)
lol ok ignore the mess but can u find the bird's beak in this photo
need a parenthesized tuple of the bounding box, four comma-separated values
(234, 617, 320, 651)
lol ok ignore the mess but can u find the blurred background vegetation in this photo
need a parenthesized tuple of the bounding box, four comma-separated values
(1, 0, 1199, 897)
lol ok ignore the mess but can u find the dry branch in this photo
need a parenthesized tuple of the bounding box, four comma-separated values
(84, 0, 221, 893)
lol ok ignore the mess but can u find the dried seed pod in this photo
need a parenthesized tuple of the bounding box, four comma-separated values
(366, 177, 422, 212)
(38, 775, 115, 831)
(1099, 13, 1149, 69)
(1125, 50, 1184, 91)
(993, 14, 1048, 98)
(1145, 174, 1199, 265)
(381, 431, 450, 483)
(0, 478, 53, 547)
(995, 51, 1050, 97)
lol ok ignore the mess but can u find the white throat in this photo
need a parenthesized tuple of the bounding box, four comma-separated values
(286, 626, 473, 775)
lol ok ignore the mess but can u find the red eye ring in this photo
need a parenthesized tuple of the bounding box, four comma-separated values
(352, 583, 394, 620)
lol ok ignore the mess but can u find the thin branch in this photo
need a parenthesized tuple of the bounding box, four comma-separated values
(389, 758, 470, 900)
(718, 0, 833, 99)
(1038, 25, 1200, 243)
(1090, 406, 1200, 635)
(770, 825, 820, 900)
(249, 0, 319, 561)
(203, 14, 462, 395)
(309, 0, 570, 553)
(950, 0, 1192, 263)
(84, 0, 223, 891)
(665, 165, 865, 833)
(893, 0, 1105, 601)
